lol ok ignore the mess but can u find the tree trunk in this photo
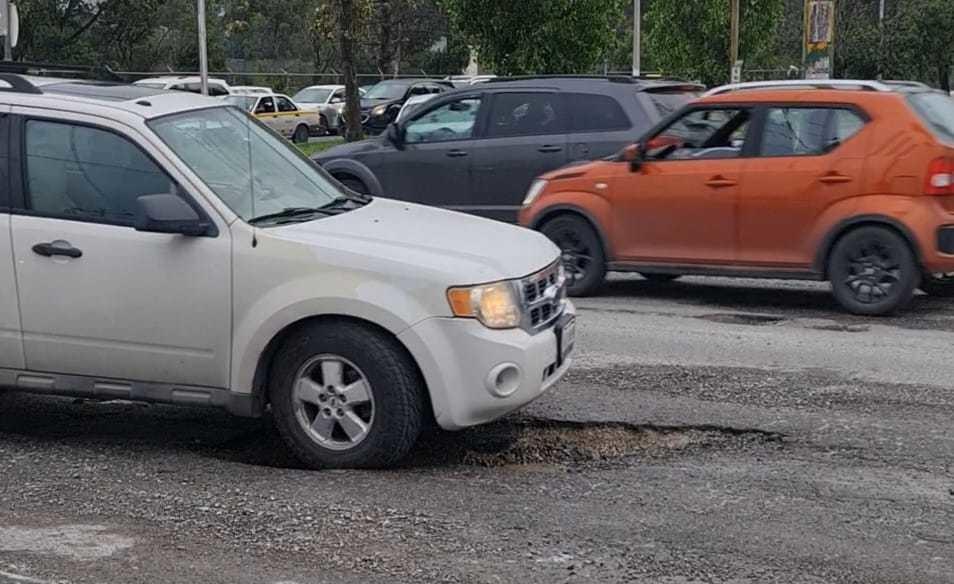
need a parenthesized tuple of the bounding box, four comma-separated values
(338, 0, 364, 142)
(939, 59, 951, 93)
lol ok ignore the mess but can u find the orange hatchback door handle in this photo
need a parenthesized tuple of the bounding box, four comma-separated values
(705, 176, 737, 188)
(819, 173, 853, 184)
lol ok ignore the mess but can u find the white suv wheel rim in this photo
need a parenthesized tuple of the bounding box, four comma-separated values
(292, 354, 375, 451)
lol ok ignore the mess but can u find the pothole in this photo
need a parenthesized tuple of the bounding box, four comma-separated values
(697, 313, 786, 326)
(213, 417, 782, 470)
(808, 323, 870, 333)
(409, 418, 783, 468)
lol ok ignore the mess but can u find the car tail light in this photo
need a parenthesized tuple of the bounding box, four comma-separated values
(926, 157, 954, 195)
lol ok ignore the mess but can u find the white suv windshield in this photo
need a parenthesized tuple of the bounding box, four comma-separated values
(149, 106, 344, 221)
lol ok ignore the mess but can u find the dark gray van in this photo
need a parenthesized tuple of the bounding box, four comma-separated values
(313, 76, 703, 222)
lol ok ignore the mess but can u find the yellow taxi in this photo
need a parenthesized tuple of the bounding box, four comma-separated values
(223, 93, 324, 143)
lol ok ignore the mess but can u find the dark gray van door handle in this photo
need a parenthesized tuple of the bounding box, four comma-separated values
(33, 241, 83, 259)
(446, 150, 468, 158)
(538, 145, 563, 153)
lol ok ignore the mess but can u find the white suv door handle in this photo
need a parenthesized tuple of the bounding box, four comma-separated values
(32, 240, 83, 259)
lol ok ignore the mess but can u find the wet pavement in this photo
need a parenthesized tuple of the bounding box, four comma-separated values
(2, 275, 954, 583)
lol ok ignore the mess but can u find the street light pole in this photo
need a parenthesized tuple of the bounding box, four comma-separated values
(632, 0, 640, 77)
(3, 0, 11, 61)
(197, 0, 209, 95)
(729, 0, 740, 82)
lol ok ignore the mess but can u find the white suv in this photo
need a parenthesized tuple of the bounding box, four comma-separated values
(0, 75, 576, 468)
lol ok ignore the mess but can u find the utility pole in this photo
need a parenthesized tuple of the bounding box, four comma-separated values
(729, 0, 740, 82)
(631, 0, 640, 77)
(878, 0, 886, 79)
(197, 0, 209, 95)
(3, 0, 11, 61)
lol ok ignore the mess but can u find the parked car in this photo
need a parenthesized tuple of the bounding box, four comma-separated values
(0, 73, 574, 469)
(223, 93, 325, 142)
(520, 79, 954, 316)
(395, 92, 437, 123)
(314, 76, 703, 221)
(293, 84, 347, 133)
(133, 76, 232, 96)
(445, 75, 497, 87)
(357, 78, 454, 134)
(230, 85, 273, 96)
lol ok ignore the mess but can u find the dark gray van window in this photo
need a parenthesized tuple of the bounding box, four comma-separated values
(487, 93, 564, 138)
(24, 120, 174, 224)
(0, 116, 8, 209)
(567, 93, 631, 132)
(646, 89, 699, 118)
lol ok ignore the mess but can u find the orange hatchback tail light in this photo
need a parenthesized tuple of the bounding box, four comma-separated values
(926, 157, 954, 195)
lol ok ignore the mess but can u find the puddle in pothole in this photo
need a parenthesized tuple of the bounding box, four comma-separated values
(697, 313, 786, 326)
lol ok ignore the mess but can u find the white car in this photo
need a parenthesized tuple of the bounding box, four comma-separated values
(0, 75, 575, 469)
(230, 85, 273, 96)
(133, 76, 232, 96)
(395, 93, 437, 123)
(293, 84, 347, 133)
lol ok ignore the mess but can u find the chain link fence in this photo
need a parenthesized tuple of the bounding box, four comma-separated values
(114, 70, 453, 93)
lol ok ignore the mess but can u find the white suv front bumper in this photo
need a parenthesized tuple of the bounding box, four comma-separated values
(399, 302, 576, 430)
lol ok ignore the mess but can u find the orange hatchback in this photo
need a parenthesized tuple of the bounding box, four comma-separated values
(519, 80, 954, 315)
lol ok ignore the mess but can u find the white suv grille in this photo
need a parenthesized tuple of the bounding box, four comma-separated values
(520, 261, 566, 332)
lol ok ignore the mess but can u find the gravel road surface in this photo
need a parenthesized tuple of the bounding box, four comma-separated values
(2, 275, 954, 583)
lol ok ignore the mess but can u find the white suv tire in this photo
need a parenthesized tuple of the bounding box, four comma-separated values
(268, 320, 426, 469)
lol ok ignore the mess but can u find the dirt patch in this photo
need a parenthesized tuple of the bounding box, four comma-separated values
(697, 313, 786, 326)
(211, 416, 781, 470)
(408, 418, 782, 468)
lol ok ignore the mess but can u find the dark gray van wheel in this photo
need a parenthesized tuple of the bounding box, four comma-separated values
(828, 226, 919, 316)
(269, 320, 425, 469)
(920, 273, 954, 297)
(640, 273, 681, 283)
(336, 175, 370, 195)
(540, 214, 606, 297)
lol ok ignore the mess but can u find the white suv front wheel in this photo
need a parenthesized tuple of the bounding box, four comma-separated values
(269, 320, 426, 469)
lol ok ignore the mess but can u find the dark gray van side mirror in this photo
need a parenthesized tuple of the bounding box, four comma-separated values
(386, 123, 405, 149)
(135, 194, 211, 237)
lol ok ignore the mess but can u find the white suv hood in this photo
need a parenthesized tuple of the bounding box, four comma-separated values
(275, 198, 559, 284)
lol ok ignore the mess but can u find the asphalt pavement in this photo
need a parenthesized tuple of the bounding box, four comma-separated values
(2, 274, 954, 583)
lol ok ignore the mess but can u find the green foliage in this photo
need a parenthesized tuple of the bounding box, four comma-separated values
(643, 0, 784, 85)
(441, 0, 627, 75)
(17, 0, 227, 71)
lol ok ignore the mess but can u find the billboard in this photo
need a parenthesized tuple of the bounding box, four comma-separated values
(804, 0, 835, 79)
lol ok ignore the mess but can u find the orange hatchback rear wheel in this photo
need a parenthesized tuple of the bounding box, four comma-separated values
(828, 226, 919, 315)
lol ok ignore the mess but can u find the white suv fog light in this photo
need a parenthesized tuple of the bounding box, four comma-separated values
(486, 363, 522, 397)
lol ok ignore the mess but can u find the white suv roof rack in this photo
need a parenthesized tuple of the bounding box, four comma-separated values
(704, 79, 899, 97)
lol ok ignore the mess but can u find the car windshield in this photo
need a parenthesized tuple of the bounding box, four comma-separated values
(293, 88, 333, 103)
(646, 89, 701, 118)
(907, 92, 954, 143)
(149, 106, 347, 223)
(223, 96, 257, 112)
(364, 81, 410, 100)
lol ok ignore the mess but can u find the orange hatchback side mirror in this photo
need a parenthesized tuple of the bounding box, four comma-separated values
(622, 143, 643, 171)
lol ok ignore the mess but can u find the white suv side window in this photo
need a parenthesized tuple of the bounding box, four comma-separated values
(25, 120, 175, 224)
(405, 98, 482, 144)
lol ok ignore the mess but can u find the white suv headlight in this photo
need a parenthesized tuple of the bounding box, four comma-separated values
(522, 179, 548, 207)
(447, 281, 521, 329)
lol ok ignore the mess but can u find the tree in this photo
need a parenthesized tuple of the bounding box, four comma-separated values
(643, 0, 784, 86)
(319, 0, 373, 141)
(886, 0, 954, 91)
(440, 0, 626, 75)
